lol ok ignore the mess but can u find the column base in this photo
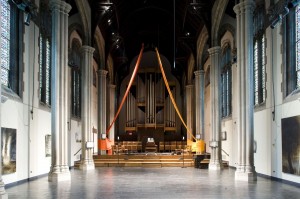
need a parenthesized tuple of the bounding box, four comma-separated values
(209, 161, 222, 170)
(0, 181, 7, 199)
(235, 169, 257, 181)
(79, 160, 95, 170)
(48, 166, 71, 182)
(99, 150, 106, 155)
(0, 194, 8, 199)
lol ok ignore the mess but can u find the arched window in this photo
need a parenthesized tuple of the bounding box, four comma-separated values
(0, 0, 23, 96)
(39, 1, 52, 106)
(69, 39, 81, 118)
(284, 4, 300, 96)
(253, 4, 266, 106)
(221, 43, 232, 118)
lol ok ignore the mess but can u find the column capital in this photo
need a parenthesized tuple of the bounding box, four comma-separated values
(208, 46, 221, 55)
(50, 0, 72, 14)
(109, 84, 116, 89)
(98, 69, 108, 77)
(194, 70, 205, 77)
(186, 84, 194, 89)
(80, 45, 95, 55)
(234, 0, 255, 14)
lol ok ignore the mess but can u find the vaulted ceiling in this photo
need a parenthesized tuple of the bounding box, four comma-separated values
(68, 0, 236, 85)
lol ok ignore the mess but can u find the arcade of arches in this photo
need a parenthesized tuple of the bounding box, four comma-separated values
(0, 0, 300, 197)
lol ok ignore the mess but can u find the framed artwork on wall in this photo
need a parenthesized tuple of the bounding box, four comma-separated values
(1, 127, 16, 175)
(45, 134, 51, 157)
(282, 115, 300, 176)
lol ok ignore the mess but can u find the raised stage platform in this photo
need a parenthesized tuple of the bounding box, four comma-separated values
(75, 153, 195, 168)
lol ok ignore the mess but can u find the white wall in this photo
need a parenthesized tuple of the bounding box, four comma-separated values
(1, 22, 53, 184)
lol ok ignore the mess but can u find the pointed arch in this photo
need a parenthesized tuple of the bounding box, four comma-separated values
(219, 23, 236, 49)
(94, 26, 106, 70)
(187, 54, 195, 85)
(211, 0, 229, 46)
(106, 54, 114, 84)
(197, 26, 209, 70)
(75, 0, 91, 45)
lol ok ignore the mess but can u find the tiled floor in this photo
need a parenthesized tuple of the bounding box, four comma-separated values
(5, 167, 300, 199)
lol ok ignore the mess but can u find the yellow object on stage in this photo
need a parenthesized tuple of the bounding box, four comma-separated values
(188, 139, 205, 153)
(196, 139, 206, 154)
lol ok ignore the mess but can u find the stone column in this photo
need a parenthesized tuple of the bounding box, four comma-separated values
(98, 70, 108, 155)
(49, 0, 71, 182)
(208, 46, 222, 170)
(79, 46, 95, 170)
(108, 84, 116, 143)
(0, 4, 8, 198)
(186, 85, 193, 141)
(234, 0, 257, 181)
(194, 70, 205, 140)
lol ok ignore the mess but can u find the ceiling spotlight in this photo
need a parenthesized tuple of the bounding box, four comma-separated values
(190, 0, 201, 10)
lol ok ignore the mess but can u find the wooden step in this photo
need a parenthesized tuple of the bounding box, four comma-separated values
(75, 154, 194, 168)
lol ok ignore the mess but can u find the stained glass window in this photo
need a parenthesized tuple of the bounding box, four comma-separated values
(0, 0, 10, 86)
(39, 1, 52, 105)
(70, 39, 81, 118)
(221, 44, 232, 118)
(39, 34, 51, 105)
(253, 4, 266, 106)
(253, 34, 266, 106)
(0, 0, 22, 95)
(72, 69, 81, 117)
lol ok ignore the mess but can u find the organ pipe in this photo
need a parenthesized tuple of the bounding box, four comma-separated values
(126, 91, 128, 126)
(172, 89, 175, 127)
(126, 92, 137, 127)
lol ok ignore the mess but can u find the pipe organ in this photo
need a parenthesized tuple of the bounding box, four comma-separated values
(125, 69, 177, 132)
(126, 91, 136, 130)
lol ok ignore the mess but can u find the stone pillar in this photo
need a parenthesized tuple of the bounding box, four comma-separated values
(98, 70, 108, 155)
(194, 70, 205, 140)
(108, 84, 116, 143)
(49, 0, 71, 182)
(79, 46, 95, 170)
(0, 5, 8, 198)
(186, 85, 193, 141)
(234, 0, 257, 181)
(208, 46, 222, 170)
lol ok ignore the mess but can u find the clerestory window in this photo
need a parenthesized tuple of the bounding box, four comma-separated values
(221, 44, 232, 118)
(0, 0, 23, 96)
(253, 4, 266, 106)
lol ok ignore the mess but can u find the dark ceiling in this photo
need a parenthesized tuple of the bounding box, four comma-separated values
(68, 0, 236, 85)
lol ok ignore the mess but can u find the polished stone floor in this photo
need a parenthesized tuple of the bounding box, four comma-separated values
(5, 167, 300, 199)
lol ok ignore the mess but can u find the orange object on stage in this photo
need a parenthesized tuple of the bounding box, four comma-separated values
(98, 138, 113, 154)
(98, 139, 107, 151)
